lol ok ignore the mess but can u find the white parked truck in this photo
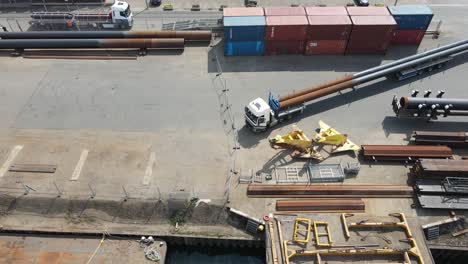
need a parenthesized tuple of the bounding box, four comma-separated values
(244, 39, 468, 133)
(30, 1, 134, 29)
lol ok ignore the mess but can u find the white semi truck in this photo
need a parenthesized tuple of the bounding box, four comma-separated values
(244, 39, 468, 133)
(30, 1, 134, 29)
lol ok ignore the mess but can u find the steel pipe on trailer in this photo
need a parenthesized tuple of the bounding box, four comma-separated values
(0, 31, 212, 41)
(278, 39, 468, 103)
(279, 42, 468, 109)
(0, 38, 185, 49)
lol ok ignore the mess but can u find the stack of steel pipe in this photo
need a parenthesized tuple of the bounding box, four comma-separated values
(361, 145, 453, 161)
(247, 184, 413, 198)
(412, 131, 468, 146)
(276, 199, 365, 212)
(0, 30, 212, 50)
(411, 159, 468, 179)
(398, 96, 468, 116)
(276, 39, 468, 110)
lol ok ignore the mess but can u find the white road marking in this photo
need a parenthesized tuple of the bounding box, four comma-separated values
(71, 149, 89, 181)
(143, 152, 156, 186)
(0, 145, 23, 178)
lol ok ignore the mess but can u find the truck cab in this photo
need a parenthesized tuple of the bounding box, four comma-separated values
(245, 98, 275, 132)
(111, 1, 134, 29)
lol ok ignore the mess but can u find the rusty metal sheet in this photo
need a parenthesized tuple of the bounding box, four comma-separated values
(276, 199, 364, 212)
(361, 145, 453, 161)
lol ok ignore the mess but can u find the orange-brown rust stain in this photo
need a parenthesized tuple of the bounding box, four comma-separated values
(0, 240, 34, 264)
(37, 251, 90, 264)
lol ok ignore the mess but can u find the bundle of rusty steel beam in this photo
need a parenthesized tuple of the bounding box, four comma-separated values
(361, 145, 453, 161)
(247, 184, 413, 198)
(411, 159, 468, 179)
(0, 30, 212, 41)
(0, 30, 212, 50)
(412, 131, 468, 147)
(276, 199, 365, 213)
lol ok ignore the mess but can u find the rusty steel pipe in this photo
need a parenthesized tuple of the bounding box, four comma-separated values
(0, 38, 184, 49)
(280, 80, 354, 108)
(0, 30, 212, 41)
(279, 75, 353, 102)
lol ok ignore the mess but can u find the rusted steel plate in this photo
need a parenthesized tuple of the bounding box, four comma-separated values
(9, 164, 57, 173)
(276, 199, 364, 212)
(247, 184, 413, 197)
(412, 159, 468, 179)
(412, 131, 467, 146)
(361, 145, 453, 161)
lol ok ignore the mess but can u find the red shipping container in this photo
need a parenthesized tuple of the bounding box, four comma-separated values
(347, 16, 396, 54)
(266, 16, 309, 41)
(307, 16, 352, 40)
(305, 6, 348, 16)
(346, 6, 390, 16)
(391, 29, 425, 45)
(265, 40, 305, 55)
(264, 6, 305, 16)
(223, 7, 264, 17)
(305, 40, 347, 55)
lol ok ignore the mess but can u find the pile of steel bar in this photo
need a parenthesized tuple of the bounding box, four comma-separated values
(412, 131, 468, 147)
(0, 30, 212, 42)
(275, 39, 468, 111)
(411, 159, 468, 179)
(247, 184, 413, 198)
(361, 145, 453, 161)
(276, 199, 365, 213)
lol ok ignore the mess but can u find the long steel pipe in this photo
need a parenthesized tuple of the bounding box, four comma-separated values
(400, 97, 468, 110)
(0, 38, 185, 49)
(280, 42, 468, 108)
(0, 31, 212, 41)
(279, 39, 468, 103)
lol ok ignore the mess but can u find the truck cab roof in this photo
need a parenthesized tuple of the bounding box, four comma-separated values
(248, 97, 270, 115)
(112, 1, 129, 12)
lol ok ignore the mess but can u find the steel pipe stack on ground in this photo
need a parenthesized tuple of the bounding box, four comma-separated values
(0, 38, 185, 49)
(278, 39, 468, 109)
(400, 97, 468, 111)
(0, 30, 212, 42)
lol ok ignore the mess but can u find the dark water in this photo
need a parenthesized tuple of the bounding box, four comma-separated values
(166, 245, 266, 264)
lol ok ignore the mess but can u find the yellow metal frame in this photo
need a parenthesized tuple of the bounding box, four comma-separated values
(292, 218, 311, 244)
(314, 120, 360, 153)
(313, 221, 333, 247)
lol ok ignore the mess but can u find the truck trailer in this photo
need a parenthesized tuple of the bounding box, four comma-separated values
(244, 39, 468, 132)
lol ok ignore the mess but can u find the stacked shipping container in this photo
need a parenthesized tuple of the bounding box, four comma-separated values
(264, 7, 307, 55)
(223, 7, 266, 56)
(346, 7, 396, 54)
(305, 7, 351, 55)
(388, 5, 433, 45)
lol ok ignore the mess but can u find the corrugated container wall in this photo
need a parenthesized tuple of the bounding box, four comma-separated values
(388, 5, 433, 30)
(265, 40, 305, 55)
(346, 6, 391, 16)
(307, 16, 352, 40)
(391, 29, 425, 45)
(305, 40, 347, 55)
(224, 16, 266, 41)
(305, 6, 348, 16)
(347, 16, 397, 54)
(223, 7, 264, 17)
(224, 41, 265, 56)
(265, 16, 308, 41)
(264, 6, 305, 16)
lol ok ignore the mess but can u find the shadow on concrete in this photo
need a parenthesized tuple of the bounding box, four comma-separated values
(207, 40, 428, 73)
(381, 116, 468, 139)
(256, 150, 296, 175)
(236, 125, 270, 149)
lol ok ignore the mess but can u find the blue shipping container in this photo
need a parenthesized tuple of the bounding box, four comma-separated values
(388, 5, 433, 30)
(224, 41, 265, 56)
(224, 16, 266, 41)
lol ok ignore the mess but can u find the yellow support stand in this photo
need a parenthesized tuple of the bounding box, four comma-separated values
(313, 221, 333, 247)
(292, 218, 312, 244)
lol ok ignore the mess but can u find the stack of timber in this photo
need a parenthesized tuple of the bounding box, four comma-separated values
(247, 184, 413, 198)
(412, 131, 468, 147)
(276, 199, 365, 213)
(361, 144, 453, 161)
(413, 159, 468, 210)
